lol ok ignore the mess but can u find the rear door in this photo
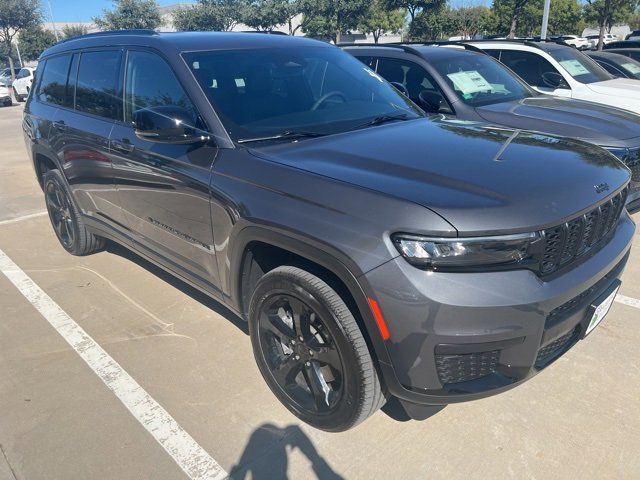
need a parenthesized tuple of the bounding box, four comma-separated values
(109, 48, 221, 290)
(49, 49, 126, 230)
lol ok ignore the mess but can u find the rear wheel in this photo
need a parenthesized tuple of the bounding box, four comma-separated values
(43, 169, 105, 255)
(13, 88, 24, 102)
(248, 266, 384, 432)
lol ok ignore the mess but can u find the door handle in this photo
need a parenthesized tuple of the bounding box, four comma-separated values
(112, 138, 134, 154)
(53, 120, 66, 131)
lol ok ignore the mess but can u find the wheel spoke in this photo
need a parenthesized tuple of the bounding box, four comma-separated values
(65, 218, 75, 244)
(46, 187, 61, 210)
(312, 345, 341, 371)
(288, 297, 312, 340)
(303, 363, 330, 412)
(271, 355, 300, 387)
(263, 312, 295, 341)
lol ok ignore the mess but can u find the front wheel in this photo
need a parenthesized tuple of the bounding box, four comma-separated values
(248, 266, 384, 432)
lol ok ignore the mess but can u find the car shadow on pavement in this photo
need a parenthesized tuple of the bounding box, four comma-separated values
(105, 241, 249, 334)
(228, 423, 344, 480)
(105, 241, 446, 425)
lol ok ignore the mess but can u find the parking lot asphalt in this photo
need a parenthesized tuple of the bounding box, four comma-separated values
(1, 102, 639, 480)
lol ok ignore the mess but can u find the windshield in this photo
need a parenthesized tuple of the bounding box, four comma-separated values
(183, 46, 423, 143)
(431, 53, 532, 106)
(548, 48, 613, 83)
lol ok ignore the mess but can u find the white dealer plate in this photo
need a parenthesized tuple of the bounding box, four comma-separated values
(585, 285, 620, 336)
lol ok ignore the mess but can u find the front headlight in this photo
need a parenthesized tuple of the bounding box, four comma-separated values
(605, 146, 640, 181)
(391, 232, 541, 270)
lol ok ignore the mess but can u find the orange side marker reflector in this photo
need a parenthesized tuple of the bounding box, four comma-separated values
(368, 298, 390, 341)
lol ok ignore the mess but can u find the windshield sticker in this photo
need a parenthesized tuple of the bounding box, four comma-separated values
(623, 62, 640, 74)
(446, 70, 492, 95)
(559, 59, 590, 76)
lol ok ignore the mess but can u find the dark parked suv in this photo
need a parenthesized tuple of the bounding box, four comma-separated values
(23, 30, 634, 431)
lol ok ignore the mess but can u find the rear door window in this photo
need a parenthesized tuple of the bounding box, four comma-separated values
(499, 50, 560, 88)
(37, 55, 72, 106)
(75, 50, 121, 120)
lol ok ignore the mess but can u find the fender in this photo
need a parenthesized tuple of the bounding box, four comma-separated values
(227, 224, 395, 370)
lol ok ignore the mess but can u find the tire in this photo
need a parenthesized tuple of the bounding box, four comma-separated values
(43, 169, 105, 255)
(248, 265, 384, 432)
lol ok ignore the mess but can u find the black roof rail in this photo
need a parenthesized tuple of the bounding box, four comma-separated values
(397, 40, 487, 54)
(240, 30, 288, 35)
(339, 41, 488, 56)
(58, 29, 158, 44)
(338, 42, 438, 57)
(459, 37, 572, 49)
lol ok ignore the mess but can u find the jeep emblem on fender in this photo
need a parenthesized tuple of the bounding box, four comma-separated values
(594, 183, 610, 194)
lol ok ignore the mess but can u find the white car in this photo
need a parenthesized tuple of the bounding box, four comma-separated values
(471, 41, 640, 114)
(556, 35, 590, 50)
(627, 30, 640, 41)
(12, 67, 35, 102)
(0, 81, 11, 106)
(586, 34, 617, 49)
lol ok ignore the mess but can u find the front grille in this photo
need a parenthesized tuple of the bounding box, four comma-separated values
(624, 148, 640, 182)
(539, 188, 627, 275)
(435, 350, 499, 385)
(545, 285, 596, 328)
(535, 326, 580, 367)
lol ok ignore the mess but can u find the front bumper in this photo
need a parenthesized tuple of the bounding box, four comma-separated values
(363, 212, 635, 406)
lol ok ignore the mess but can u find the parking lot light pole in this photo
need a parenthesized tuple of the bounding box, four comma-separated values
(541, 0, 551, 40)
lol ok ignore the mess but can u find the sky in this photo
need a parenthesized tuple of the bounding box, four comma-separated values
(48, 0, 492, 23)
(48, 0, 184, 22)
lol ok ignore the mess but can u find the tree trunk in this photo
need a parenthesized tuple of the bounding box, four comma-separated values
(597, 0, 611, 51)
(374, 30, 380, 43)
(6, 41, 16, 86)
(508, 0, 525, 39)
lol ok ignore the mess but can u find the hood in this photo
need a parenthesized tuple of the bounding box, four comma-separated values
(249, 119, 630, 235)
(476, 96, 640, 145)
(586, 78, 640, 100)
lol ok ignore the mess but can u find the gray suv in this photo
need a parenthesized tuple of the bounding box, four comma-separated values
(23, 31, 634, 431)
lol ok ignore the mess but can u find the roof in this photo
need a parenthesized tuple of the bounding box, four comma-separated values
(341, 43, 486, 60)
(41, 30, 328, 59)
(467, 39, 570, 52)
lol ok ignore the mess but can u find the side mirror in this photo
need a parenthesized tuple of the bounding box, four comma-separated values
(418, 90, 446, 113)
(541, 71, 569, 89)
(390, 81, 409, 97)
(133, 105, 206, 144)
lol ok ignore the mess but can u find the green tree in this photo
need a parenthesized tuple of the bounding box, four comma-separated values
(409, 6, 457, 40)
(385, 0, 444, 22)
(0, 0, 42, 82)
(62, 24, 88, 39)
(492, 0, 583, 38)
(300, 0, 371, 43)
(584, 0, 637, 49)
(93, 0, 162, 30)
(173, 0, 247, 31)
(358, 0, 405, 43)
(243, 0, 293, 31)
(18, 23, 56, 61)
(449, 5, 494, 39)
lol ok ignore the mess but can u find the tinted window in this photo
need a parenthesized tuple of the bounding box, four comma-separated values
(374, 57, 452, 111)
(125, 50, 200, 127)
(431, 53, 532, 106)
(16, 68, 31, 79)
(184, 47, 422, 143)
(354, 55, 377, 70)
(37, 55, 72, 106)
(499, 50, 561, 88)
(75, 50, 121, 119)
(548, 48, 612, 83)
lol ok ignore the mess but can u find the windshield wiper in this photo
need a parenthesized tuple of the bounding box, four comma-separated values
(354, 113, 412, 130)
(237, 130, 328, 144)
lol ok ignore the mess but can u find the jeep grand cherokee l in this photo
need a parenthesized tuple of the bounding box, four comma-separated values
(23, 31, 634, 432)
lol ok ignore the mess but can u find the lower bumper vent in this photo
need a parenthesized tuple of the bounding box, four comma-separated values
(435, 350, 499, 385)
(535, 326, 580, 367)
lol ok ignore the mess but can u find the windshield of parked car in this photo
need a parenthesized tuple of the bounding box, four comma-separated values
(430, 53, 532, 106)
(548, 48, 613, 83)
(183, 46, 423, 143)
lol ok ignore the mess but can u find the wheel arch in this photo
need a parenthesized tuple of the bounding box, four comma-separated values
(229, 226, 394, 379)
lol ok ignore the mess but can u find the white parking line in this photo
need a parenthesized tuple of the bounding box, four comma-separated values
(615, 293, 640, 310)
(0, 248, 227, 480)
(0, 211, 47, 226)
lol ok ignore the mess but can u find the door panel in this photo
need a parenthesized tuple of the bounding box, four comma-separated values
(111, 49, 220, 289)
(49, 51, 126, 229)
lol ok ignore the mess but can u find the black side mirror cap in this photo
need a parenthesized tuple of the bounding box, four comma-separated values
(133, 105, 208, 144)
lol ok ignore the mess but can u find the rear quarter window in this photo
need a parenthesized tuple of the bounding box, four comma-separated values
(37, 55, 72, 106)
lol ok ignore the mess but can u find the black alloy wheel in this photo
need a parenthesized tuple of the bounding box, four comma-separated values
(257, 293, 344, 415)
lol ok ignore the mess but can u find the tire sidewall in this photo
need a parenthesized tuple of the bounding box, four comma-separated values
(249, 271, 365, 432)
(43, 170, 83, 255)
